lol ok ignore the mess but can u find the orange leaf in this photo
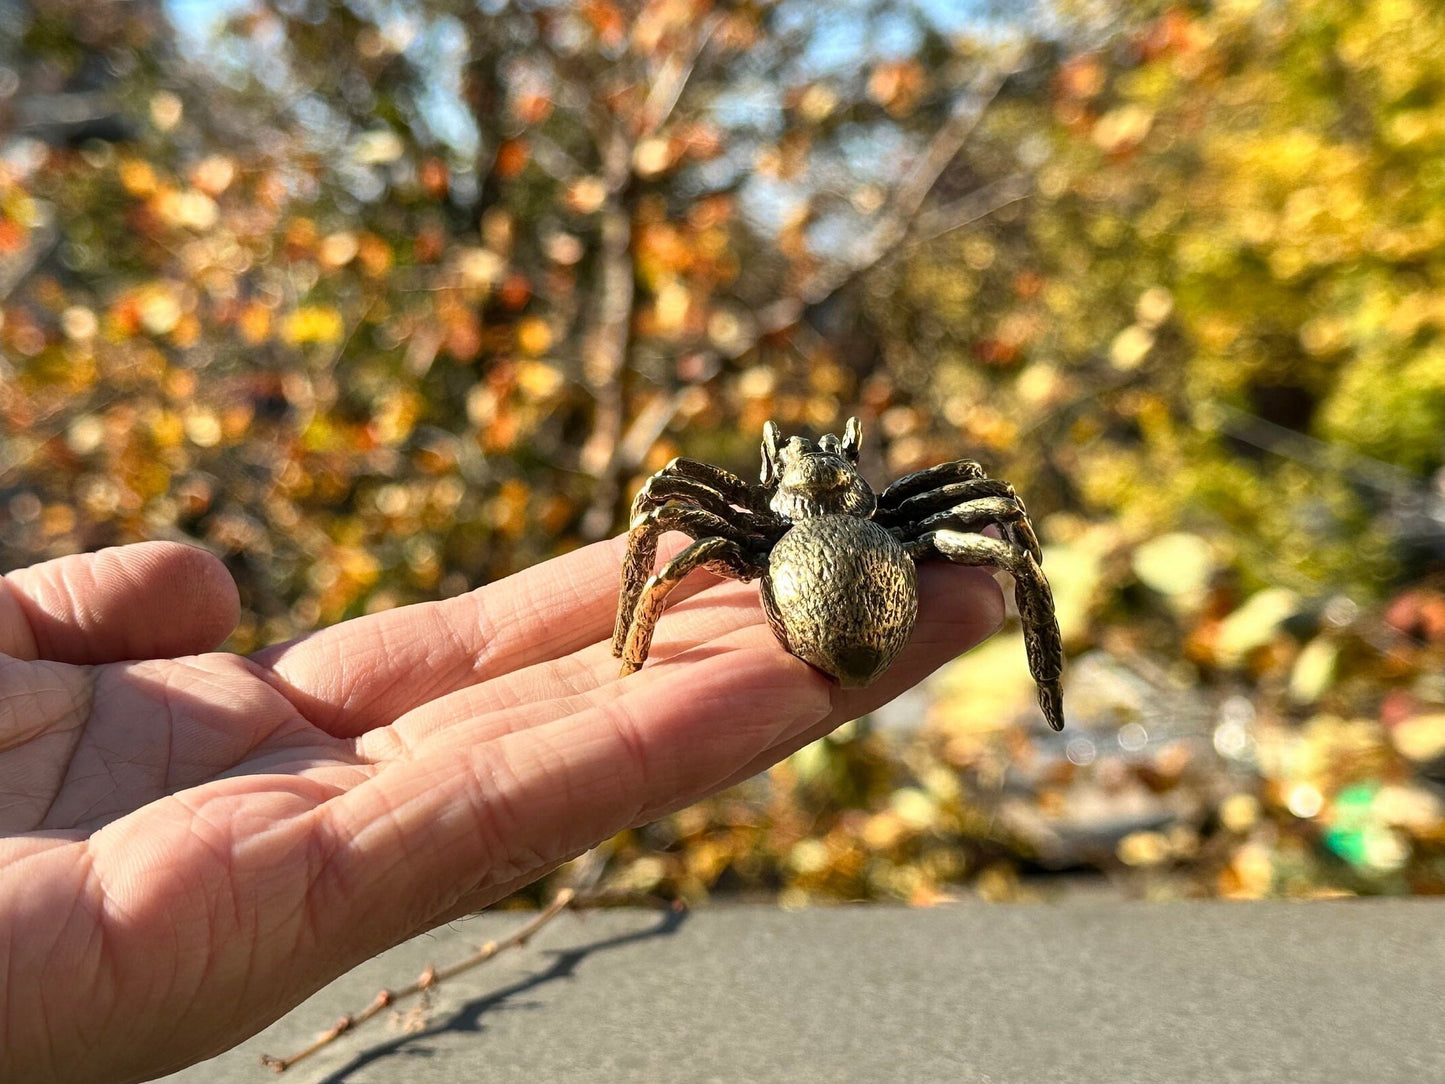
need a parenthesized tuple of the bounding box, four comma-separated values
(581, 0, 626, 48)
(495, 138, 530, 179)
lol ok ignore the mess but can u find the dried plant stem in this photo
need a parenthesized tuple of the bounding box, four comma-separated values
(259, 888, 578, 1074)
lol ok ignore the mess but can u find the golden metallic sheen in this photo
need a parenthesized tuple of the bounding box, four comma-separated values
(613, 418, 1065, 730)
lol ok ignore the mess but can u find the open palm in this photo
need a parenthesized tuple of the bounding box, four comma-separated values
(0, 538, 1003, 1084)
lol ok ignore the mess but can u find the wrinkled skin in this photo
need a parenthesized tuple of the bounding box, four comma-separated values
(0, 539, 1003, 1083)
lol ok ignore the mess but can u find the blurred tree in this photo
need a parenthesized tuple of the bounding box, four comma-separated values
(7, 0, 1445, 906)
(2, 0, 1047, 645)
(233, 0, 1049, 533)
(884, 0, 1445, 597)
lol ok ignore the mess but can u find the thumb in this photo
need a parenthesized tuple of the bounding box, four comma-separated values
(0, 542, 240, 663)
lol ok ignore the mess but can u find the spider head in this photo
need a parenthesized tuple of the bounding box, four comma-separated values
(761, 417, 876, 520)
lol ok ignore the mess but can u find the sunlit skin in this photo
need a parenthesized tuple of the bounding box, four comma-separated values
(0, 539, 1003, 1083)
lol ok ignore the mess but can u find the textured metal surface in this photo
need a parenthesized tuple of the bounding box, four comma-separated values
(614, 418, 1065, 728)
(762, 516, 917, 687)
(618, 535, 765, 673)
(906, 529, 1064, 729)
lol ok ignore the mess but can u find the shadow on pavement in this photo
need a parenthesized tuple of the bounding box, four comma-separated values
(313, 906, 688, 1083)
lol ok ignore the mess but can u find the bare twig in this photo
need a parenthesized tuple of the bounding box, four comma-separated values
(908, 173, 1034, 248)
(797, 65, 1019, 306)
(577, 125, 637, 540)
(258, 889, 579, 1074)
(526, 130, 587, 183)
(15, 90, 118, 130)
(1208, 401, 1422, 497)
(577, 15, 721, 540)
(615, 388, 690, 476)
(726, 65, 1030, 357)
(638, 14, 721, 137)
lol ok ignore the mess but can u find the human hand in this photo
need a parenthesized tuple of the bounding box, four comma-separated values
(0, 537, 1003, 1083)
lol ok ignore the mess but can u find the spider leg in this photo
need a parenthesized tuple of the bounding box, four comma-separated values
(613, 505, 770, 659)
(630, 473, 779, 537)
(619, 536, 767, 675)
(651, 457, 772, 516)
(878, 482, 1042, 564)
(906, 529, 1065, 731)
(877, 459, 987, 510)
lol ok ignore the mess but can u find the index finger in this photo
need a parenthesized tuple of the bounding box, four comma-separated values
(313, 565, 1007, 946)
(254, 534, 688, 737)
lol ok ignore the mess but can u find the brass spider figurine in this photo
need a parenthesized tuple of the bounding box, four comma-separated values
(612, 417, 1064, 730)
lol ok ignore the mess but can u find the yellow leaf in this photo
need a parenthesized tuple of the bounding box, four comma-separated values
(515, 359, 564, 398)
(238, 301, 271, 344)
(281, 306, 345, 345)
(1215, 588, 1301, 666)
(119, 158, 159, 197)
(150, 410, 185, 449)
(515, 316, 553, 357)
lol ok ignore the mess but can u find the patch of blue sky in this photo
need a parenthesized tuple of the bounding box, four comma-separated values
(835, 122, 913, 184)
(167, 0, 480, 161)
(786, 0, 1001, 80)
(409, 15, 479, 159)
(918, 0, 993, 35)
(165, 0, 250, 51)
(736, 173, 806, 235)
(807, 211, 862, 264)
(165, 0, 291, 93)
(710, 80, 786, 138)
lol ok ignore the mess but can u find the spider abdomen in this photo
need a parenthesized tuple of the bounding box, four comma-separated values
(761, 516, 918, 688)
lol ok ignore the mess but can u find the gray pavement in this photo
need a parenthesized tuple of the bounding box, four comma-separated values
(158, 899, 1445, 1084)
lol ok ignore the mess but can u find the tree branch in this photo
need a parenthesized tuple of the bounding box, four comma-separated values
(259, 889, 578, 1073)
(798, 64, 1019, 306)
(577, 13, 723, 539)
(577, 124, 637, 539)
(257, 881, 683, 1073)
(907, 173, 1033, 248)
(638, 13, 721, 138)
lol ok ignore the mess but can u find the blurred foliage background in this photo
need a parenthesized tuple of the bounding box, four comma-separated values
(4, 0, 1445, 905)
